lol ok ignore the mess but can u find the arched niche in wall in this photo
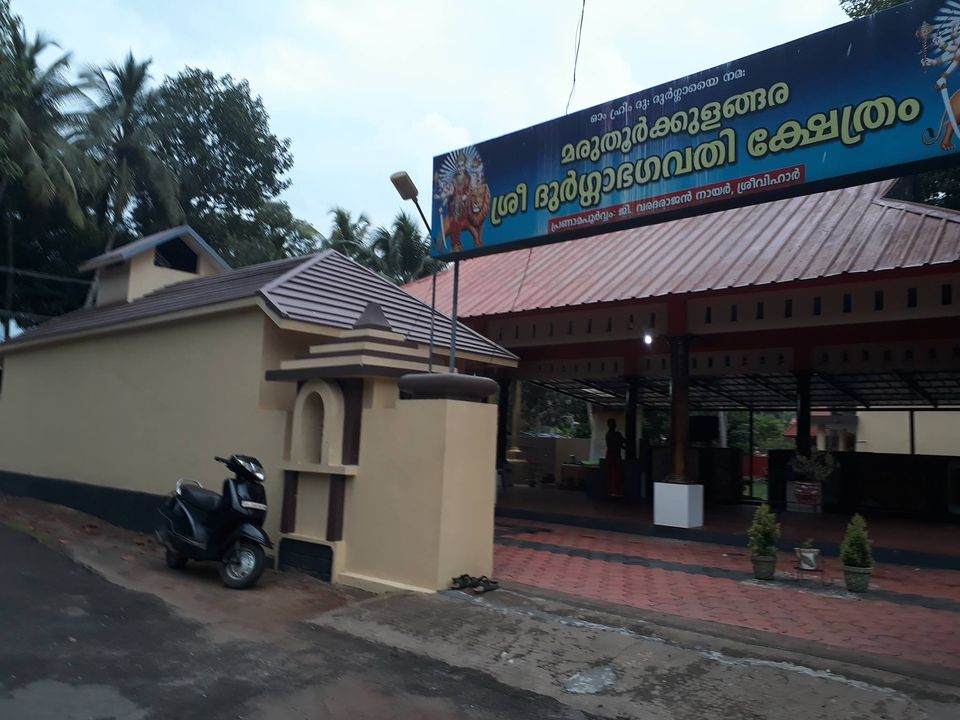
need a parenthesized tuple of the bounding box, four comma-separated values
(290, 379, 345, 466)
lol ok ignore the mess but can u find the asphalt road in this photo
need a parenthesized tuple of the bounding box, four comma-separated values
(0, 524, 590, 720)
(3, 502, 959, 720)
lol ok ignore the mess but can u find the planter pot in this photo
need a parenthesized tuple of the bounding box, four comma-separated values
(793, 482, 821, 506)
(843, 564, 873, 593)
(795, 547, 820, 570)
(751, 554, 777, 580)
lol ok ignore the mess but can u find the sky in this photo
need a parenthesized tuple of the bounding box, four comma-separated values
(15, 0, 852, 238)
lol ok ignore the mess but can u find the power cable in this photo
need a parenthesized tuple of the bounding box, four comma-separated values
(565, 0, 587, 115)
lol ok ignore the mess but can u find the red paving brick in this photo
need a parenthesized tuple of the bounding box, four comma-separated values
(494, 520, 960, 670)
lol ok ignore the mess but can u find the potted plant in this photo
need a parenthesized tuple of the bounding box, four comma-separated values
(840, 513, 873, 592)
(790, 452, 834, 506)
(747, 504, 781, 580)
(795, 537, 820, 571)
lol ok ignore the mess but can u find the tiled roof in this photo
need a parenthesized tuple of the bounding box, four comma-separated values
(260, 251, 515, 361)
(405, 182, 960, 318)
(2, 250, 515, 362)
(4, 255, 304, 346)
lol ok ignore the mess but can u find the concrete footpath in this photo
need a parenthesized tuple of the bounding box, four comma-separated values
(2, 494, 959, 719)
(313, 586, 960, 720)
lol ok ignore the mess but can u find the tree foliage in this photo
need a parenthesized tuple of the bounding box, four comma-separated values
(747, 504, 781, 557)
(839, 0, 904, 18)
(0, 14, 84, 336)
(323, 206, 445, 285)
(0, 4, 322, 332)
(839, 513, 873, 567)
(369, 211, 445, 285)
(725, 411, 794, 453)
(519, 383, 591, 438)
(138, 68, 317, 265)
(78, 52, 182, 254)
(0, 0, 18, 180)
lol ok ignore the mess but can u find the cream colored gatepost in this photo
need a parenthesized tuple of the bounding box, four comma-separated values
(266, 303, 503, 593)
(343, 374, 498, 592)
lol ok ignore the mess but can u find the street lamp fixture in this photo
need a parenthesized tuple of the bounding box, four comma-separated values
(390, 170, 458, 374)
(390, 171, 419, 201)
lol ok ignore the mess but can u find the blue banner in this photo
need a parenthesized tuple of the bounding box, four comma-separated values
(430, 0, 960, 260)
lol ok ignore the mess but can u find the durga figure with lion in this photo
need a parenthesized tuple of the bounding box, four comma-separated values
(433, 146, 490, 252)
(918, 4, 960, 150)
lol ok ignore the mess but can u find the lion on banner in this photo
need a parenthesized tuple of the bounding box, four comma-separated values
(435, 146, 490, 251)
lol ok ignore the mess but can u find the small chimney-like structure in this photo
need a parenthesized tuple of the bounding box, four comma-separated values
(79, 226, 230, 306)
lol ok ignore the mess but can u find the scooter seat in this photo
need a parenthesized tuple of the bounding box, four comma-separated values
(180, 485, 221, 512)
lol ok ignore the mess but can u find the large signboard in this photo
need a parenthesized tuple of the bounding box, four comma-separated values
(430, 0, 960, 260)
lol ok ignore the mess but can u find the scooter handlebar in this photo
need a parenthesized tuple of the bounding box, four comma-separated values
(214, 456, 227, 464)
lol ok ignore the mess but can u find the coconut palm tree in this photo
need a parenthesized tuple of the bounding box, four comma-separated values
(370, 210, 445, 285)
(76, 53, 182, 304)
(0, 24, 83, 338)
(76, 52, 181, 304)
(324, 206, 378, 269)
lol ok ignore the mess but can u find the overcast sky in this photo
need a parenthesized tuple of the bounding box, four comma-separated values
(17, 0, 851, 237)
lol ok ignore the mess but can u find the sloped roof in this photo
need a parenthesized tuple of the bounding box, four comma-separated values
(78, 226, 231, 273)
(405, 182, 960, 318)
(260, 251, 515, 361)
(5, 255, 305, 346)
(2, 250, 515, 362)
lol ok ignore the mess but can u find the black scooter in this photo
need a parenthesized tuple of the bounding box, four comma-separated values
(155, 454, 272, 589)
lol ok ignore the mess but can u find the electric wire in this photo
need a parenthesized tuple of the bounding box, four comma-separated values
(565, 0, 587, 115)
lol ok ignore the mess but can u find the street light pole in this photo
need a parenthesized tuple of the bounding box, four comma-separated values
(449, 259, 459, 372)
(405, 195, 438, 373)
(390, 171, 458, 374)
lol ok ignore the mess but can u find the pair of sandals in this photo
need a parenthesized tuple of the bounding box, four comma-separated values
(451, 574, 500, 593)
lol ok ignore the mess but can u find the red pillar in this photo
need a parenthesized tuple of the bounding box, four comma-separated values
(795, 370, 812, 457)
(668, 335, 691, 483)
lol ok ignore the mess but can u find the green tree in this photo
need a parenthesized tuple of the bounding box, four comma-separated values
(520, 383, 590, 438)
(0, 0, 17, 181)
(841, 0, 960, 209)
(839, 0, 904, 17)
(216, 200, 319, 267)
(137, 68, 316, 265)
(0, 19, 83, 338)
(725, 411, 794, 454)
(369, 211, 445, 285)
(324, 207, 377, 268)
(77, 53, 181, 275)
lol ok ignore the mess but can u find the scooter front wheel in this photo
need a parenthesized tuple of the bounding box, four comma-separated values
(219, 540, 265, 589)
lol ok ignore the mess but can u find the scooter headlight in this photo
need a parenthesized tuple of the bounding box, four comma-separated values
(238, 457, 265, 482)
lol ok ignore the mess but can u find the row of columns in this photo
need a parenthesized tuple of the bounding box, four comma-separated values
(495, 341, 816, 487)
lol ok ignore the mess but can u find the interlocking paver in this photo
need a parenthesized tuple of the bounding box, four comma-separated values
(494, 519, 960, 670)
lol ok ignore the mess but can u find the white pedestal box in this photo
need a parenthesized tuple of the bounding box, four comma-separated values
(653, 482, 704, 528)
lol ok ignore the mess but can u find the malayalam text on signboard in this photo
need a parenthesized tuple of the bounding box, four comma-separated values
(430, 0, 960, 259)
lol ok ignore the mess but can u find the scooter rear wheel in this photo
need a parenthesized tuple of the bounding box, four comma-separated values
(165, 547, 188, 570)
(219, 540, 265, 589)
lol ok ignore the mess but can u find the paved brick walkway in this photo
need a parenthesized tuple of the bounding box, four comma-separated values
(494, 520, 960, 671)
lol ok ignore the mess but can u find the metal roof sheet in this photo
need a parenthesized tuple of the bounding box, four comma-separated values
(405, 182, 960, 318)
(535, 370, 960, 410)
(77, 226, 231, 273)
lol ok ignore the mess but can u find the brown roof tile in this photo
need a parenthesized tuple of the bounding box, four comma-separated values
(3, 250, 515, 363)
(260, 252, 515, 361)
